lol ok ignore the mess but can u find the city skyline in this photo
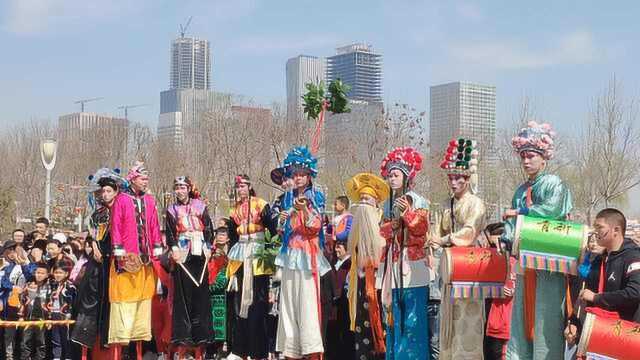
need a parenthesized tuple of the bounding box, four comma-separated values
(286, 55, 326, 121)
(327, 43, 383, 102)
(2, 1, 637, 137)
(430, 81, 497, 196)
(170, 37, 212, 90)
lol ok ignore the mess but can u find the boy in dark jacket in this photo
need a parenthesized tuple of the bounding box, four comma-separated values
(49, 261, 76, 360)
(18, 262, 52, 360)
(565, 208, 640, 345)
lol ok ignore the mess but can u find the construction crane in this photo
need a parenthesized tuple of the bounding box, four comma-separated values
(117, 103, 150, 120)
(74, 97, 104, 112)
(179, 16, 193, 38)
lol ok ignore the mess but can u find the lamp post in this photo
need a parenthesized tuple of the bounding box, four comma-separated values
(40, 139, 58, 220)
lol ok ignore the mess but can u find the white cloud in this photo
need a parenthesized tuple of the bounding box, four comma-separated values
(2, 0, 145, 35)
(449, 30, 598, 69)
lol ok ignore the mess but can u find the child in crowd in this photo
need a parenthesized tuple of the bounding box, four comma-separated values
(208, 220, 231, 359)
(18, 262, 52, 360)
(1, 240, 35, 360)
(49, 262, 77, 360)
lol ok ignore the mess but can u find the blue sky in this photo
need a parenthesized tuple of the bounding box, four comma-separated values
(1, 0, 638, 132)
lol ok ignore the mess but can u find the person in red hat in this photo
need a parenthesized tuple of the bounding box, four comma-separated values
(378, 147, 430, 360)
(430, 138, 487, 360)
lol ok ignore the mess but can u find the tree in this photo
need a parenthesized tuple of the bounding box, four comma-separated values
(571, 77, 640, 222)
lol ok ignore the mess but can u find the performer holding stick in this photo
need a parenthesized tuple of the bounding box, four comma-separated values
(379, 147, 430, 360)
(165, 176, 214, 359)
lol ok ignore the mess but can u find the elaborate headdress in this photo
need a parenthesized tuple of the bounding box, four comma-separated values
(282, 146, 318, 178)
(87, 167, 127, 210)
(345, 173, 390, 204)
(173, 176, 200, 199)
(126, 161, 149, 181)
(511, 121, 556, 160)
(380, 147, 423, 181)
(234, 174, 256, 197)
(88, 167, 126, 192)
(440, 138, 480, 193)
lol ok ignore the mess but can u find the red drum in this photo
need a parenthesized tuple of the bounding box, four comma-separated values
(441, 247, 508, 298)
(578, 312, 640, 360)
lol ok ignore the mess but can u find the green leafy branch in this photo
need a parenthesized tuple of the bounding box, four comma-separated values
(255, 229, 282, 272)
(302, 79, 351, 120)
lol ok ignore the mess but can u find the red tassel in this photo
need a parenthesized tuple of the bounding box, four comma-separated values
(112, 346, 120, 360)
(136, 341, 143, 360)
(81, 346, 88, 360)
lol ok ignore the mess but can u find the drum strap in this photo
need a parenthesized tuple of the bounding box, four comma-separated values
(523, 185, 537, 342)
(598, 256, 606, 293)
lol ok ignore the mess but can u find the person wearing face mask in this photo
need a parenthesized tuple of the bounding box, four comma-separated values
(71, 169, 124, 357)
(108, 161, 163, 358)
(429, 138, 486, 360)
(501, 122, 573, 360)
(378, 147, 430, 360)
(563, 209, 640, 355)
(344, 172, 389, 360)
(164, 176, 214, 359)
(273, 146, 331, 360)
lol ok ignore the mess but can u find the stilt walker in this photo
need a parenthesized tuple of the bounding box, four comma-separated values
(379, 147, 430, 360)
(165, 176, 214, 359)
(345, 173, 390, 360)
(433, 138, 487, 360)
(226, 175, 274, 360)
(274, 146, 331, 360)
(108, 162, 163, 360)
(71, 168, 124, 359)
(502, 122, 573, 359)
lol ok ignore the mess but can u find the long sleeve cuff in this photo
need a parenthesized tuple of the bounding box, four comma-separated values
(113, 245, 125, 257)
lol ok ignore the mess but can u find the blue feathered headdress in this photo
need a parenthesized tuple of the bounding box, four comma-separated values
(283, 146, 318, 178)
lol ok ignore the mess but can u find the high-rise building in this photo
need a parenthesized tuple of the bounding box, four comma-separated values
(430, 82, 496, 194)
(326, 44, 382, 102)
(286, 55, 326, 121)
(58, 112, 128, 168)
(158, 89, 220, 147)
(170, 37, 211, 90)
(159, 35, 218, 153)
(323, 100, 385, 174)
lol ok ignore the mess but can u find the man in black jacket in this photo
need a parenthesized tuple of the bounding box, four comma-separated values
(565, 208, 640, 345)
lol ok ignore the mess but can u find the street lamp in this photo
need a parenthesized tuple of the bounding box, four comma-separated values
(40, 139, 57, 220)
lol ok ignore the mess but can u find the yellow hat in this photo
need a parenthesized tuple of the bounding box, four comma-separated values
(345, 173, 390, 204)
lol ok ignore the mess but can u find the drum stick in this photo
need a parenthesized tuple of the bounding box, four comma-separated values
(576, 282, 586, 319)
(198, 251, 211, 285)
(178, 262, 201, 287)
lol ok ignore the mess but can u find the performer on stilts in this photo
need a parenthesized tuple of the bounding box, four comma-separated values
(108, 162, 164, 360)
(379, 147, 430, 360)
(226, 174, 274, 360)
(344, 173, 389, 360)
(274, 146, 331, 360)
(71, 168, 124, 359)
(165, 176, 214, 359)
(431, 138, 487, 360)
(502, 122, 573, 359)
